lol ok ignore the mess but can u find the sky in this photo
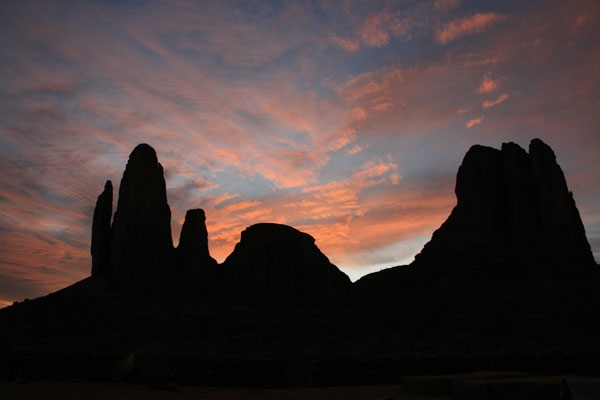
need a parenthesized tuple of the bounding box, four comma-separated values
(1, 0, 599, 307)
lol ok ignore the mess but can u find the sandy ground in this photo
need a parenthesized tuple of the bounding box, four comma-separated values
(0, 382, 451, 400)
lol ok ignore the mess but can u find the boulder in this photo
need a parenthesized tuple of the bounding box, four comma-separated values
(222, 223, 351, 305)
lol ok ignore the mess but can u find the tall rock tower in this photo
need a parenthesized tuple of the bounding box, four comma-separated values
(109, 144, 175, 291)
(91, 180, 112, 276)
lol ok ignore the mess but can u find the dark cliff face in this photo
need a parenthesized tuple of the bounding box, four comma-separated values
(108, 144, 175, 292)
(413, 138, 595, 267)
(222, 223, 352, 305)
(91, 180, 112, 277)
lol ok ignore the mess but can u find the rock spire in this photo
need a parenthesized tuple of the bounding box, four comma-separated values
(176, 208, 218, 271)
(108, 144, 175, 291)
(91, 180, 112, 276)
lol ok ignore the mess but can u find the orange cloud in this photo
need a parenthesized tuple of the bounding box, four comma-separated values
(465, 116, 484, 128)
(436, 12, 506, 44)
(482, 93, 509, 109)
(334, 67, 404, 122)
(359, 13, 391, 47)
(352, 159, 400, 186)
(477, 72, 501, 93)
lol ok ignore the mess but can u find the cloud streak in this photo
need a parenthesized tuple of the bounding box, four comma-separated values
(483, 93, 509, 109)
(436, 12, 506, 44)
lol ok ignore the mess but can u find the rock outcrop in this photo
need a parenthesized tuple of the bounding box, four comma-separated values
(109, 144, 175, 291)
(222, 223, 352, 305)
(177, 209, 217, 270)
(91, 180, 113, 277)
(176, 209, 218, 290)
(413, 138, 595, 267)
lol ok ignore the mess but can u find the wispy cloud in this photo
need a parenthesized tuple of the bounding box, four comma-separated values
(483, 93, 509, 109)
(358, 12, 393, 47)
(465, 116, 484, 128)
(436, 12, 506, 44)
(331, 35, 360, 53)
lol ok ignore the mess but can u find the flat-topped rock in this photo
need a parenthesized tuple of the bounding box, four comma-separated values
(222, 223, 352, 305)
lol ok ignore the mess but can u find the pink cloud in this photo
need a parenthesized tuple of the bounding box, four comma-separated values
(482, 93, 509, 109)
(359, 13, 391, 47)
(477, 72, 502, 93)
(336, 66, 403, 106)
(436, 12, 506, 44)
(465, 116, 484, 128)
(331, 35, 360, 53)
(352, 159, 400, 186)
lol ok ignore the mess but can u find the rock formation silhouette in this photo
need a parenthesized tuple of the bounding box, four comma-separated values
(413, 138, 595, 267)
(176, 208, 217, 272)
(89, 143, 350, 303)
(355, 138, 597, 310)
(3, 138, 599, 386)
(91, 180, 112, 276)
(222, 223, 352, 304)
(175, 208, 218, 296)
(107, 144, 175, 292)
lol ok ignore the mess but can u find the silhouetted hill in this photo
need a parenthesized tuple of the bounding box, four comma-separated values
(222, 223, 351, 305)
(1, 138, 599, 386)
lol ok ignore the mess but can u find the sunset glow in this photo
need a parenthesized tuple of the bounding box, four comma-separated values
(1, 0, 599, 307)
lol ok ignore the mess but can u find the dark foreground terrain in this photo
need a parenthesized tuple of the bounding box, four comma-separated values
(1, 268, 599, 387)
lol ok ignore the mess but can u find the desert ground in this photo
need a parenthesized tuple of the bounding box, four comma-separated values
(2, 373, 592, 400)
(0, 381, 449, 400)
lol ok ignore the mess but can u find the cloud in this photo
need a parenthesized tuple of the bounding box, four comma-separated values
(331, 35, 360, 52)
(483, 93, 509, 109)
(465, 116, 484, 128)
(358, 13, 391, 47)
(335, 66, 403, 108)
(436, 12, 506, 44)
(476, 72, 502, 93)
(434, 0, 461, 12)
(328, 5, 422, 53)
(352, 159, 400, 186)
